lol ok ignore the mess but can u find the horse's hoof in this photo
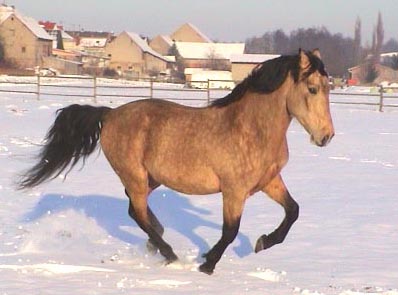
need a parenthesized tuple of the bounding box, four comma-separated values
(164, 255, 179, 265)
(255, 234, 273, 253)
(199, 262, 214, 275)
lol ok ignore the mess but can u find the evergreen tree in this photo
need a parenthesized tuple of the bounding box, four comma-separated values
(375, 12, 384, 60)
(56, 30, 64, 50)
(168, 43, 185, 81)
(353, 17, 362, 65)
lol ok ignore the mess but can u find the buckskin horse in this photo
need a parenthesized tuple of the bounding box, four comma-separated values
(19, 49, 334, 274)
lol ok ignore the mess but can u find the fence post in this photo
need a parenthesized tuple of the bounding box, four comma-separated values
(207, 80, 210, 105)
(36, 74, 40, 101)
(93, 75, 97, 103)
(379, 85, 384, 112)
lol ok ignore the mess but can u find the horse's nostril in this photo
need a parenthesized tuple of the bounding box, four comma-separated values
(320, 135, 330, 146)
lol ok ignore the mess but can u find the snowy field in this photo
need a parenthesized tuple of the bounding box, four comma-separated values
(0, 81, 397, 295)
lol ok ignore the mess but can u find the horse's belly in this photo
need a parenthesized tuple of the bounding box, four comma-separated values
(148, 164, 220, 195)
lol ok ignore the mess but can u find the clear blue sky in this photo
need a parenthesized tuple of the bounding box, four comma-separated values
(7, 0, 398, 44)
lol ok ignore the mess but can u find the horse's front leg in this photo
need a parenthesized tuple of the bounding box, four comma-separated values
(255, 174, 299, 253)
(199, 191, 245, 275)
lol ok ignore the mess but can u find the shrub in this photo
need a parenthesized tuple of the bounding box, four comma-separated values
(103, 67, 118, 77)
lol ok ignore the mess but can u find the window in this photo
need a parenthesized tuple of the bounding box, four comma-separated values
(21, 46, 26, 53)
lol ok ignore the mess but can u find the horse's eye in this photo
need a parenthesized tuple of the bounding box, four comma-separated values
(308, 87, 318, 95)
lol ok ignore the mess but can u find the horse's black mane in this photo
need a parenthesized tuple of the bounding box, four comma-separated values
(211, 51, 328, 107)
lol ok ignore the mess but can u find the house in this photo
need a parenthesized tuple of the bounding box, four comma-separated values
(185, 68, 235, 89)
(39, 21, 76, 50)
(37, 21, 84, 75)
(0, 5, 53, 69)
(230, 54, 280, 81)
(105, 31, 172, 78)
(149, 35, 173, 56)
(348, 63, 398, 85)
(381, 52, 398, 60)
(170, 23, 212, 43)
(66, 31, 113, 71)
(174, 41, 245, 69)
(149, 23, 212, 56)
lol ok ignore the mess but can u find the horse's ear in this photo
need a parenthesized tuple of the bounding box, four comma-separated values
(299, 48, 310, 69)
(312, 48, 321, 59)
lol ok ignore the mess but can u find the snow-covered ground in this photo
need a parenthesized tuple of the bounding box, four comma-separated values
(0, 82, 397, 295)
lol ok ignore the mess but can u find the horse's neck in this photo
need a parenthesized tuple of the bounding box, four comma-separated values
(226, 89, 292, 139)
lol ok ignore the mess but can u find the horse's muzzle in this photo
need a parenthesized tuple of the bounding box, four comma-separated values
(311, 132, 334, 147)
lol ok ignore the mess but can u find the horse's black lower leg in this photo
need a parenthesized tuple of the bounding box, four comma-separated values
(199, 193, 245, 275)
(199, 218, 241, 275)
(125, 187, 177, 263)
(125, 189, 165, 254)
(255, 198, 298, 252)
(255, 175, 299, 253)
(134, 214, 177, 263)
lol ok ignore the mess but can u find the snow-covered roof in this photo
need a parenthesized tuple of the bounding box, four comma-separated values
(230, 54, 280, 64)
(0, 5, 12, 23)
(125, 32, 171, 62)
(175, 42, 245, 60)
(39, 21, 63, 31)
(381, 52, 398, 57)
(0, 6, 52, 41)
(79, 37, 108, 48)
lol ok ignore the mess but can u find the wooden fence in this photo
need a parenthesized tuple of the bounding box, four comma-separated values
(330, 85, 398, 112)
(0, 75, 397, 111)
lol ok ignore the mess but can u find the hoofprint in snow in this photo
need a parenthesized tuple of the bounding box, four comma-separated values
(0, 83, 398, 295)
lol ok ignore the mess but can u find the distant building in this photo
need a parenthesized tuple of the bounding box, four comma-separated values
(174, 41, 245, 69)
(170, 23, 212, 43)
(149, 35, 173, 56)
(0, 5, 53, 69)
(149, 23, 213, 56)
(67, 31, 113, 71)
(105, 31, 173, 78)
(348, 63, 398, 85)
(39, 21, 76, 50)
(230, 54, 280, 81)
(148, 23, 245, 82)
(185, 68, 235, 89)
(380, 52, 398, 60)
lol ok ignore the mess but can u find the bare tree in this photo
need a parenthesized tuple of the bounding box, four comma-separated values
(206, 48, 230, 71)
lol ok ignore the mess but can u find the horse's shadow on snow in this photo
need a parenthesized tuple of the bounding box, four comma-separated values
(22, 189, 252, 258)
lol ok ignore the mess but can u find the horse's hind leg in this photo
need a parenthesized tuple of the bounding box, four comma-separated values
(255, 174, 299, 253)
(125, 177, 164, 254)
(125, 178, 177, 263)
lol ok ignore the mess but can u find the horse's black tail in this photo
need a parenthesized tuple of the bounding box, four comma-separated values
(18, 104, 111, 189)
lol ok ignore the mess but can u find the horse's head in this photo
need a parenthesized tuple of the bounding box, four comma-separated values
(286, 49, 334, 147)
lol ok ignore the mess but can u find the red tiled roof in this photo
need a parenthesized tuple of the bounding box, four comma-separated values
(39, 21, 63, 31)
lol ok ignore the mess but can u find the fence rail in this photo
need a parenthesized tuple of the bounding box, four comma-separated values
(0, 75, 397, 111)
